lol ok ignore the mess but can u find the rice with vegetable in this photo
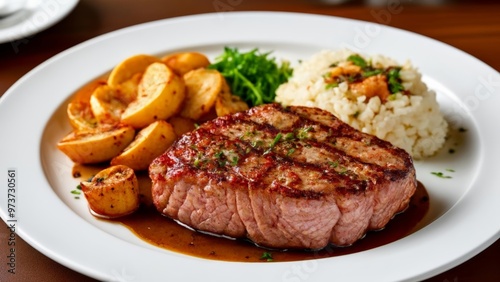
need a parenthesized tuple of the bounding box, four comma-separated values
(276, 49, 447, 159)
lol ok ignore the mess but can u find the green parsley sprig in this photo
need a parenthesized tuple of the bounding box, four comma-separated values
(208, 47, 293, 107)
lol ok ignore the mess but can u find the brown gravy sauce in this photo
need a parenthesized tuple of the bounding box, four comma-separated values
(73, 164, 429, 262)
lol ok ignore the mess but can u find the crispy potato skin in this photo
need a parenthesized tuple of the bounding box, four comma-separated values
(121, 62, 186, 128)
(111, 120, 177, 170)
(81, 165, 140, 218)
(57, 126, 135, 164)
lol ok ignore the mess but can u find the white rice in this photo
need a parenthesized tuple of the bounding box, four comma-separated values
(276, 49, 447, 159)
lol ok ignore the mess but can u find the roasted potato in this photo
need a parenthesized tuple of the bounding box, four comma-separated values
(66, 79, 107, 130)
(121, 62, 186, 129)
(180, 68, 223, 120)
(111, 120, 177, 170)
(116, 72, 142, 102)
(161, 52, 210, 76)
(107, 54, 161, 88)
(80, 165, 140, 218)
(215, 81, 249, 116)
(67, 100, 98, 131)
(57, 126, 135, 164)
(89, 85, 130, 125)
(168, 116, 197, 136)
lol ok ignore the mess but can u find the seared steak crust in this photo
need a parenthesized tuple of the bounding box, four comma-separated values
(149, 104, 417, 249)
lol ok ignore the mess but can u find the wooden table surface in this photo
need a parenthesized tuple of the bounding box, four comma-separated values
(1, 0, 499, 281)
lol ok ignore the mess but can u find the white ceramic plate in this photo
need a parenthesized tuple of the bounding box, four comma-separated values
(0, 0, 78, 44)
(1, 12, 499, 282)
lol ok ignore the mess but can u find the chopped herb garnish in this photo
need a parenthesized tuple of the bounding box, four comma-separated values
(260, 252, 273, 262)
(338, 167, 348, 175)
(386, 68, 404, 94)
(76, 184, 82, 190)
(284, 132, 295, 141)
(347, 54, 368, 68)
(325, 82, 339, 89)
(71, 190, 81, 195)
(328, 161, 339, 168)
(230, 156, 239, 166)
(214, 151, 226, 166)
(246, 131, 256, 137)
(265, 133, 283, 154)
(286, 148, 296, 156)
(446, 169, 455, 172)
(431, 171, 452, 179)
(296, 126, 313, 140)
(271, 132, 281, 148)
(193, 152, 206, 168)
(362, 69, 383, 77)
(251, 140, 264, 148)
(271, 133, 283, 146)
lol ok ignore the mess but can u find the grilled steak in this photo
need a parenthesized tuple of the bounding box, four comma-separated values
(149, 104, 417, 249)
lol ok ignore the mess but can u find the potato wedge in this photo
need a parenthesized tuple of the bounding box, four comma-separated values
(80, 165, 140, 218)
(161, 52, 210, 76)
(90, 85, 130, 125)
(121, 62, 185, 128)
(107, 54, 161, 88)
(116, 72, 142, 103)
(57, 126, 135, 164)
(215, 82, 249, 116)
(111, 120, 177, 170)
(168, 116, 196, 136)
(180, 69, 223, 120)
(66, 79, 107, 130)
(67, 100, 98, 131)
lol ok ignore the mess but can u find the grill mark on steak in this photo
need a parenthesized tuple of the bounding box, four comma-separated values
(150, 103, 417, 249)
(208, 113, 373, 184)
